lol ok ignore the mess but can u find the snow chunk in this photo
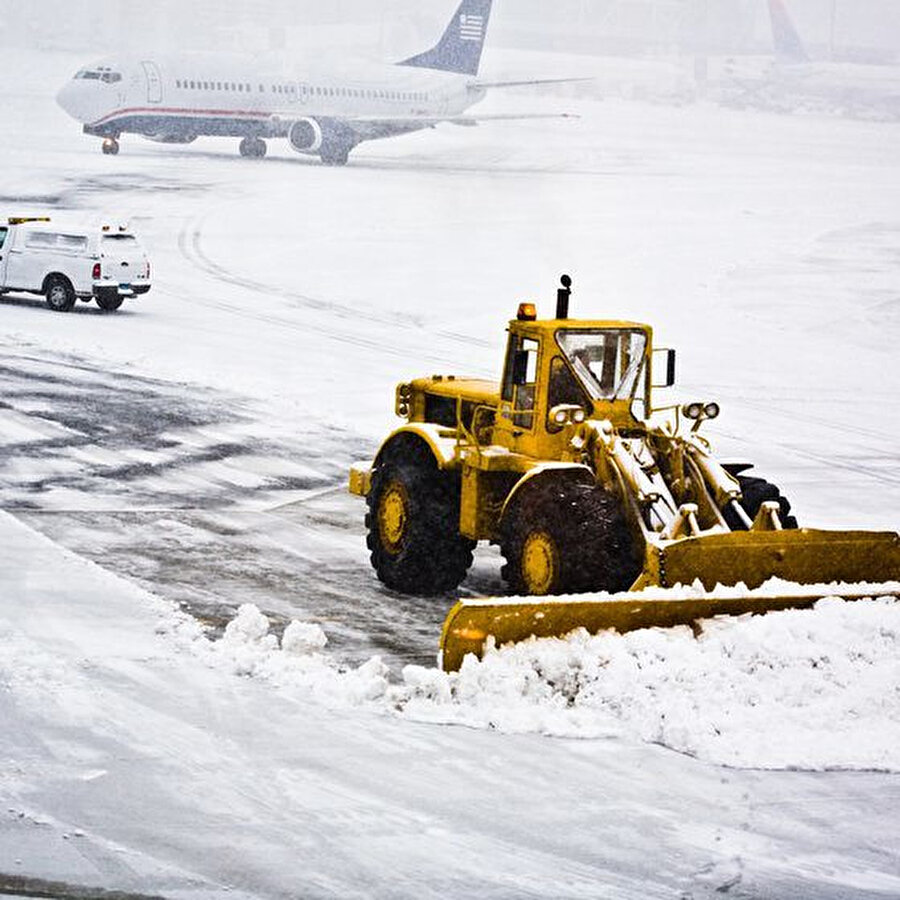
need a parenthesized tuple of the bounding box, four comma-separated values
(281, 620, 328, 656)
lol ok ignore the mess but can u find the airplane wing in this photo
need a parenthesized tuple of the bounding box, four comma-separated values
(345, 112, 578, 141)
(473, 77, 594, 89)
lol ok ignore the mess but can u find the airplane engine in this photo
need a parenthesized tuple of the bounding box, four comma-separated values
(142, 133, 197, 144)
(288, 118, 324, 154)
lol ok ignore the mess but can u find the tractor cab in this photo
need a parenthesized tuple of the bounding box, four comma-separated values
(493, 283, 658, 459)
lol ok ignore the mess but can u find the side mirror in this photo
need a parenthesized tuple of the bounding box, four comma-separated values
(511, 349, 529, 386)
(652, 348, 676, 388)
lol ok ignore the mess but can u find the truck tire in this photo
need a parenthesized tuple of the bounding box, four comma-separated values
(366, 439, 474, 595)
(45, 276, 76, 312)
(501, 479, 639, 596)
(724, 474, 798, 530)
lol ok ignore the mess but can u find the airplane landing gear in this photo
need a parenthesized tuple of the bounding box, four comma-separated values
(239, 137, 267, 159)
(101, 137, 120, 156)
(320, 143, 350, 166)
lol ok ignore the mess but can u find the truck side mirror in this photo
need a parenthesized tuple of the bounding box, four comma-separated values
(511, 349, 530, 386)
(652, 348, 676, 388)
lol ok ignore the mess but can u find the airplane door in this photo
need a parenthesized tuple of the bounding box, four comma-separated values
(141, 61, 163, 104)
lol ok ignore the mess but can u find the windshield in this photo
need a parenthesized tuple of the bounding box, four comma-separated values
(102, 233, 137, 242)
(556, 329, 648, 402)
(75, 69, 121, 83)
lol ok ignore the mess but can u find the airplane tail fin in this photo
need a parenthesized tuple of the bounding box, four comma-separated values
(769, 0, 809, 63)
(399, 0, 493, 77)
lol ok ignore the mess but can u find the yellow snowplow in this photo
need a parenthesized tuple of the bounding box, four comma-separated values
(349, 277, 900, 670)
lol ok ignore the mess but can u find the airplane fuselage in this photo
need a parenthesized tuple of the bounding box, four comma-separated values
(57, 52, 486, 162)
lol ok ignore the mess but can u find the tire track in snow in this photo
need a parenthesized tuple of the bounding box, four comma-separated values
(174, 214, 493, 371)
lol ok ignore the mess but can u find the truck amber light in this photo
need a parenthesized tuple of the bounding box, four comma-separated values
(92, 263, 101, 279)
(517, 302, 537, 321)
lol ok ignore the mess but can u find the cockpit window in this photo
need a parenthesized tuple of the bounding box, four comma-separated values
(102, 233, 137, 242)
(556, 329, 648, 402)
(75, 69, 121, 83)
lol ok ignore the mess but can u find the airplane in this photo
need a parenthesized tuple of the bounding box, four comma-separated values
(56, 0, 582, 166)
(715, 0, 900, 119)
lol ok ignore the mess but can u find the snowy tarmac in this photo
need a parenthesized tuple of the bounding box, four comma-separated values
(1, 46, 900, 898)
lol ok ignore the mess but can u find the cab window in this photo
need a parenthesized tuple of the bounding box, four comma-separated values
(547, 355, 590, 419)
(556, 329, 648, 402)
(0, 228, 7, 250)
(502, 334, 540, 429)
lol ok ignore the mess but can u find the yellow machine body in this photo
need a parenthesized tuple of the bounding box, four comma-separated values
(349, 291, 900, 670)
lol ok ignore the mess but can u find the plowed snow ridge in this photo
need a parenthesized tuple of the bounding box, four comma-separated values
(191, 596, 900, 772)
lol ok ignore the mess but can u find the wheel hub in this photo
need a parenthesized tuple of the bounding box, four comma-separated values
(378, 480, 409, 554)
(521, 530, 558, 595)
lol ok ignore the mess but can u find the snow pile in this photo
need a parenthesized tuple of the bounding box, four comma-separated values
(198, 596, 900, 771)
(398, 596, 900, 771)
(193, 603, 390, 706)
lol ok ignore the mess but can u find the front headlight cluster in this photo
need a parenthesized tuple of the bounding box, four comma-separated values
(549, 404, 587, 427)
(682, 401, 720, 421)
(396, 383, 412, 418)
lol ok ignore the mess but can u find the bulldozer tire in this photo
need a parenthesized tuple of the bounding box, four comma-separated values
(365, 440, 474, 595)
(724, 474, 798, 530)
(501, 479, 639, 596)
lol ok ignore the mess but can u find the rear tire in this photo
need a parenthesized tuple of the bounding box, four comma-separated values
(724, 474, 798, 530)
(95, 294, 124, 311)
(45, 276, 75, 312)
(501, 478, 639, 596)
(365, 439, 473, 595)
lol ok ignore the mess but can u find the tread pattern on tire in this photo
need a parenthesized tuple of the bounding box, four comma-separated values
(501, 476, 640, 596)
(365, 436, 473, 595)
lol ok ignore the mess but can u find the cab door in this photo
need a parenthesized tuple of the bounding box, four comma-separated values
(495, 330, 543, 456)
(141, 61, 163, 104)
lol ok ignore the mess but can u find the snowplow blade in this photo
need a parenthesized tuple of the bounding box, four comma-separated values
(440, 528, 900, 671)
(642, 528, 900, 592)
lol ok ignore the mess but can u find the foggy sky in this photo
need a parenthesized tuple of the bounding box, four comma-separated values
(0, 0, 897, 62)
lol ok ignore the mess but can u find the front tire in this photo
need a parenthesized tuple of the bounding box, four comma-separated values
(101, 138, 119, 155)
(501, 478, 639, 596)
(45, 276, 76, 312)
(365, 440, 473, 595)
(723, 474, 798, 530)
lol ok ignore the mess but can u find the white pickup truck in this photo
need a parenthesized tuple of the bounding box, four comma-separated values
(0, 217, 151, 312)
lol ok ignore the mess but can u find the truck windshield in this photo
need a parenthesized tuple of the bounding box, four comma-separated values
(556, 329, 647, 402)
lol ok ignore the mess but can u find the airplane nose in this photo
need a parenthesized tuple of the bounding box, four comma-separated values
(56, 81, 87, 121)
(56, 82, 77, 116)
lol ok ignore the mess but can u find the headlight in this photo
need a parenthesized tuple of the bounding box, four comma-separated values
(683, 402, 704, 420)
(703, 402, 720, 420)
(571, 408, 586, 424)
(553, 409, 568, 425)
